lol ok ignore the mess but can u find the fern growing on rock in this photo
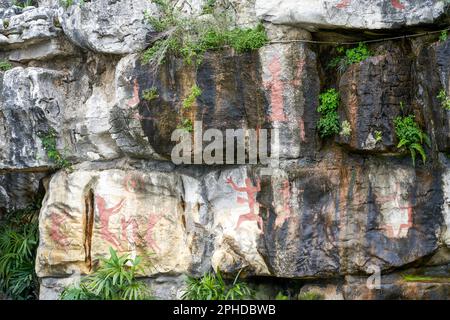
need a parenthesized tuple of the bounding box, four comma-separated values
(60, 248, 152, 300)
(394, 115, 431, 166)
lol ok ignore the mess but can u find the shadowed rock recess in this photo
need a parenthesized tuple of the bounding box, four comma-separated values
(0, 0, 450, 300)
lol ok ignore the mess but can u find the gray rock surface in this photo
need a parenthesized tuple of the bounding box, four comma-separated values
(59, 0, 155, 54)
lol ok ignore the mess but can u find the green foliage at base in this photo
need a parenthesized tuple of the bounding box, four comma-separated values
(60, 248, 152, 300)
(142, 0, 268, 70)
(275, 292, 289, 300)
(402, 274, 450, 283)
(317, 88, 341, 138)
(394, 115, 431, 166)
(182, 270, 253, 300)
(298, 291, 325, 300)
(0, 199, 41, 300)
(38, 128, 72, 170)
(0, 60, 12, 71)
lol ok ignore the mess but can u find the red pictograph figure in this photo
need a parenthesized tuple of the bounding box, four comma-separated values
(264, 56, 286, 122)
(226, 177, 263, 232)
(145, 214, 161, 252)
(49, 211, 72, 248)
(96, 195, 125, 248)
(120, 216, 140, 250)
(274, 180, 293, 227)
(127, 79, 140, 108)
(376, 183, 413, 238)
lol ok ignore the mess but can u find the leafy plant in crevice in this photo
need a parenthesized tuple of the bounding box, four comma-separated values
(181, 269, 253, 300)
(317, 88, 341, 139)
(142, 87, 160, 102)
(60, 247, 152, 300)
(437, 89, 450, 111)
(440, 30, 448, 42)
(38, 128, 72, 170)
(142, 0, 268, 73)
(59, 0, 84, 9)
(374, 130, 383, 143)
(0, 59, 12, 71)
(0, 198, 42, 300)
(183, 85, 202, 109)
(339, 120, 352, 137)
(328, 43, 372, 73)
(394, 115, 431, 166)
(202, 0, 217, 15)
(13, 0, 35, 8)
(2, 19, 9, 29)
(176, 85, 202, 133)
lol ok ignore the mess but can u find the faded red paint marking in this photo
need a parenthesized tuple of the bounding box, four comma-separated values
(291, 59, 306, 88)
(274, 180, 293, 227)
(145, 214, 161, 252)
(297, 117, 306, 142)
(120, 216, 140, 249)
(49, 211, 71, 248)
(336, 0, 405, 10)
(391, 0, 405, 10)
(227, 177, 263, 232)
(264, 56, 286, 122)
(376, 183, 413, 238)
(123, 174, 145, 193)
(96, 195, 125, 248)
(127, 79, 140, 108)
(336, 0, 351, 9)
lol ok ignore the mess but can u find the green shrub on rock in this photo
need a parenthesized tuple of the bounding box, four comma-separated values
(60, 248, 152, 300)
(317, 88, 341, 139)
(394, 115, 431, 166)
(182, 269, 252, 300)
(0, 200, 41, 300)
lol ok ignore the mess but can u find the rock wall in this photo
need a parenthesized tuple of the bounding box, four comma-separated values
(1, 0, 449, 300)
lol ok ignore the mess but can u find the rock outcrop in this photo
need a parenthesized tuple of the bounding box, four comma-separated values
(0, 0, 449, 300)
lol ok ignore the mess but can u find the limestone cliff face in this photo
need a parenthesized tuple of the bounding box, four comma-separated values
(0, 0, 449, 300)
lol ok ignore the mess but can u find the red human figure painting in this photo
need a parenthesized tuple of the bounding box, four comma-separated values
(96, 195, 125, 248)
(226, 177, 263, 232)
(376, 183, 413, 238)
(145, 214, 161, 252)
(49, 211, 72, 248)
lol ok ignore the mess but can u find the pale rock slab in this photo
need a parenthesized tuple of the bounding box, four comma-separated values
(255, 0, 447, 30)
(36, 167, 192, 277)
(59, 0, 155, 54)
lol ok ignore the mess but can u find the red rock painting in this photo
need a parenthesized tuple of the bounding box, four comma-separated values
(227, 177, 263, 232)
